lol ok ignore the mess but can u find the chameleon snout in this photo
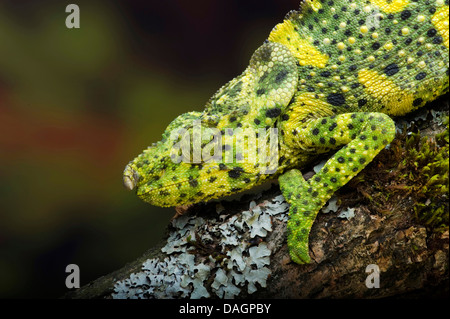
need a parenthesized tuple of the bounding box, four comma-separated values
(123, 164, 139, 191)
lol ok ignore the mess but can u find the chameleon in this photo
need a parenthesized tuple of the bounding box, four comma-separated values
(123, 0, 449, 264)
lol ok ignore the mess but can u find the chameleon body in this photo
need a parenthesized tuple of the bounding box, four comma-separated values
(124, 0, 449, 264)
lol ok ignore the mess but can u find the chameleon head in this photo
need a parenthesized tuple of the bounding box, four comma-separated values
(123, 111, 270, 207)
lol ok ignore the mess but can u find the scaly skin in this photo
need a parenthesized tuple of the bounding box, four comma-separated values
(123, 0, 449, 264)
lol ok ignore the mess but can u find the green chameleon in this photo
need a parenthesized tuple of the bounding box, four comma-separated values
(123, 0, 449, 264)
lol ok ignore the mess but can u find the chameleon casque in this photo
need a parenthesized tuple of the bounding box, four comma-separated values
(123, 0, 449, 264)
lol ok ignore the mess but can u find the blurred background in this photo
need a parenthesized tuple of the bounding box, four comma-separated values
(0, 0, 298, 298)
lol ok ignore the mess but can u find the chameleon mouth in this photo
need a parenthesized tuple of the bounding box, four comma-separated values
(137, 179, 202, 207)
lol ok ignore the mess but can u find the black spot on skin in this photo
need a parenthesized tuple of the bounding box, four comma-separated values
(315, 176, 321, 182)
(337, 157, 345, 163)
(405, 38, 413, 45)
(415, 72, 426, 80)
(209, 176, 217, 183)
(352, 167, 358, 172)
(350, 148, 356, 153)
(413, 98, 423, 106)
(312, 128, 320, 135)
(359, 158, 366, 164)
(219, 163, 227, 170)
(321, 119, 327, 124)
(327, 93, 346, 106)
(319, 137, 326, 144)
(230, 116, 236, 122)
(266, 108, 281, 118)
(254, 118, 261, 125)
(282, 114, 290, 121)
(312, 191, 318, 197)
(400, 10, 411, 20)
(328, 123, 337, 131)
(228, 167, 244, 179)
(275, 70, 288, 83)
(358, 99, 367, 107)
(349, 65, 357, 71)
(329, 137, 336, 145)
(256, 88, 266, 96)
(433, 36, 443, 44)
(384, 63, 399, 76)
(371, 42, 381, 50)
(360, 135, 367, 140)
(330, 177, 337, 183)
(427, 28, 437, 37)
(189, 179, 199, 188)
(320, 71, 331, 77)
(347, 123, 354, 129)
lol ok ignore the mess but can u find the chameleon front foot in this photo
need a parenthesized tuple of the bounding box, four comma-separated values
(280, 113, 396, 264)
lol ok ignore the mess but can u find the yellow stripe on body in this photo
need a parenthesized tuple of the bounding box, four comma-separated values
(431, 5, 449, 48)
(368, 0, 410, 13)
(269, 20, 329, 68)
(358, 69, 414, 116)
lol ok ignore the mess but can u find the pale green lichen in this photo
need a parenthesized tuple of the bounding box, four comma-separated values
(112, 195, 289, 299)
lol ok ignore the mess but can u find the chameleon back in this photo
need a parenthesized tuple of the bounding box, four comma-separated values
(270, 0, 448, 120)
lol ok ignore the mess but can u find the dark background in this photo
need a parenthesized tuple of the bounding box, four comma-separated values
(0, 0, 298, 298)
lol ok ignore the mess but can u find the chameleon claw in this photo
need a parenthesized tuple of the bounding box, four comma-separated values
(289, 250, 311, 264)
(288, 239, 312, 264)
